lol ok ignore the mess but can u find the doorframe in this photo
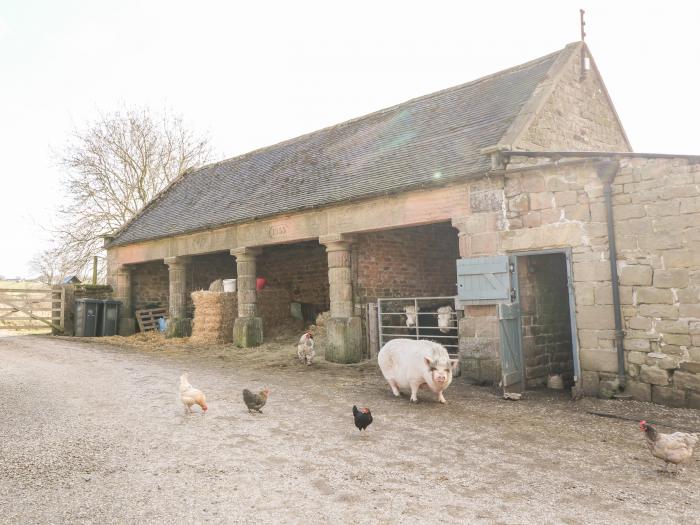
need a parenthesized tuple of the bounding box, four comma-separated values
(508, 247, 581, 387)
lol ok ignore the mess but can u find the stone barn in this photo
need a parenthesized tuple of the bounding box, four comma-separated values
(106, 42, 700, 407)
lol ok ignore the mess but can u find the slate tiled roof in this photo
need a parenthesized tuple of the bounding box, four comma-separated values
(110, 46, 568, 247)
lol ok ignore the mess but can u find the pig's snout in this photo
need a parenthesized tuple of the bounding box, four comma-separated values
(433, 372, 448, 384)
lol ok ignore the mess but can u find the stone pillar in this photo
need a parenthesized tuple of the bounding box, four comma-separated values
(115, 265, 135, 336)
(230, 247, 263, 347)
(451, 216, 502, 385)
(320, 234, 363, 363)
(164, 256, 191, 337)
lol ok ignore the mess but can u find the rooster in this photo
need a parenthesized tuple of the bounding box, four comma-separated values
(353, 405, 373, 431)
(640, 420, 698, 472)
(243, 387, 270, 413)
(180, 373, 208, 413)
(297, 331, 315, 365)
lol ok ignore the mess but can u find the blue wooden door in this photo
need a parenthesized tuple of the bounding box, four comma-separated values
(498, 301, 523, 392)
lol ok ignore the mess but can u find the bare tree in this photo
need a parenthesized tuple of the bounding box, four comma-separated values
(48, 108, 211, 277)
(29, 247, 80, 285)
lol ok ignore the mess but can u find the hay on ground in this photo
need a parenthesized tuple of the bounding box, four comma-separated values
(191, 291, 237, 344)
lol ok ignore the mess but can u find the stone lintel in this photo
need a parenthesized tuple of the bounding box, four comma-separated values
(164, 256, 192, 267)
(320, 233, 355, 251)
(230, 247, 263, 260)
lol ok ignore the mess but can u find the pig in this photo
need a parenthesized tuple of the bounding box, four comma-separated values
(378, 339, 458, 404)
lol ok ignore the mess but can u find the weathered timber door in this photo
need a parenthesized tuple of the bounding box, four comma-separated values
(498, 301, 523, 393)
(456, 254, 523, 392)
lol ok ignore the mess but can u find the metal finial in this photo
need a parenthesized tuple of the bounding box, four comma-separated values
(580, 9, 586, 42)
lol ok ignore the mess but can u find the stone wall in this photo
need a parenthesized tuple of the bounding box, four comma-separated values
(500, 156, 700, 407)
(516, 49, 630, 152)
(355, 222, 459, 304)
(131, 261, 169, 313)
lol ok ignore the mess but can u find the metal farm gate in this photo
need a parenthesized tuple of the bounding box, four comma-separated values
(376, 296, 461, 357)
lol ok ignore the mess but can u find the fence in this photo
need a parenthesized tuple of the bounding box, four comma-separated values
(375, 296, 461, 357)
(0, 287, 63, 332)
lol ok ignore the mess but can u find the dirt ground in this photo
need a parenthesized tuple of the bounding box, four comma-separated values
(1, 330, 699, 525)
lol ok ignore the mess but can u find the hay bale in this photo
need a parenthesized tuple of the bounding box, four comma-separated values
(190, 291, 237, 344)
(315, 310, 330, 326)
(209, 279, 224, 292)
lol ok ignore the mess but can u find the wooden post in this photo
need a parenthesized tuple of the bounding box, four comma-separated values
(92, 256, 98, 285)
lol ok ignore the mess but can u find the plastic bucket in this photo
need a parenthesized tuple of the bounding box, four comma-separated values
(223, 278, 237, 292)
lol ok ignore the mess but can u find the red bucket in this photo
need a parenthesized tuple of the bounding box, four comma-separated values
(256, 277, 267, 291)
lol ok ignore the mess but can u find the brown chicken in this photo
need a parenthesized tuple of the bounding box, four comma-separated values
(640, 420, 698, 472)
(243, 388, 270, 413)
(180, 373, 208, 413)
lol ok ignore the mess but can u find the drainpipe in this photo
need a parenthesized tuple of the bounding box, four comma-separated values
(596, 159, 625, 388)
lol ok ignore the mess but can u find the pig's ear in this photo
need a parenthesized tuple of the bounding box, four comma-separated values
(450, 359, 459, 371)
(424, 356, 433, 368)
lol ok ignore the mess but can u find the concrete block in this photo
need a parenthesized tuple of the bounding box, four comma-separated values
(653, 269, 689, 289)
(625, 380, 651, 402)
(639, 365, 669, 385)
(661, 249, 700, 269)
(573, 261, 611, 282)
(580, 371, 600, 396)
(521, 174, 545, 192)
(576, 305, 615, 330)
(680, 304, 700, 318)
(656, 320, 690, 334)
(651, 386, 686, 408)
(580, 349, 619, 373)
(680, 361, 700, 374)
(619, 265, 652, 286)
(663, 333, 691, 346)
(635, 287, 674, 304)
(638, 304, 679, 319)
(688, 392, 700, 409)
(673, 371, 700, 392)
(529, 192, 554, 210)
(623, 338, 651, 352)
(233, 316, 263, 348)
(325, 316, 363, 364)
(627, 317, 652, 330)
(627, 351, 647, 365)
(554, 190, 578, 207)
(509, 194, 529, 212)
(118, 318, 136, 337)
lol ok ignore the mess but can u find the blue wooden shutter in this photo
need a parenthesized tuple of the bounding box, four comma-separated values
(456, 256, 511, 304)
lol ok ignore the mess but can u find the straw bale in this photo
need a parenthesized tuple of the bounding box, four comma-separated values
(191, 291, 237, 343)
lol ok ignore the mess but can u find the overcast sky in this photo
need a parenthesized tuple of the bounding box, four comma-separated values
(1, 1, 698, 278)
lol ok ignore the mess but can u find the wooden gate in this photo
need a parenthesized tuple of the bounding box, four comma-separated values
(0, 287, 63, 332)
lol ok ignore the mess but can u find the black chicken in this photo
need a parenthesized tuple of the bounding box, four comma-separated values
(352, 405, 373, 431)
(243, 388, 270, 413)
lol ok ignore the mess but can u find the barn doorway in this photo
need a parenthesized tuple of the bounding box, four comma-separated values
(514, 250, 579, 392)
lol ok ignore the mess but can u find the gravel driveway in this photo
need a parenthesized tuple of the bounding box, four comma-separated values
(1, 332, 699, 524)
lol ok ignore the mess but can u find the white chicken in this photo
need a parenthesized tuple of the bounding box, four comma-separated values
(640, 420, 698, 472)
(180, 373, 208, 413)
(297, 331, 315, 365)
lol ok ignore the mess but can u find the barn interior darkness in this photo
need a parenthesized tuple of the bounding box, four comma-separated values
(517, 252, 574, 389)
